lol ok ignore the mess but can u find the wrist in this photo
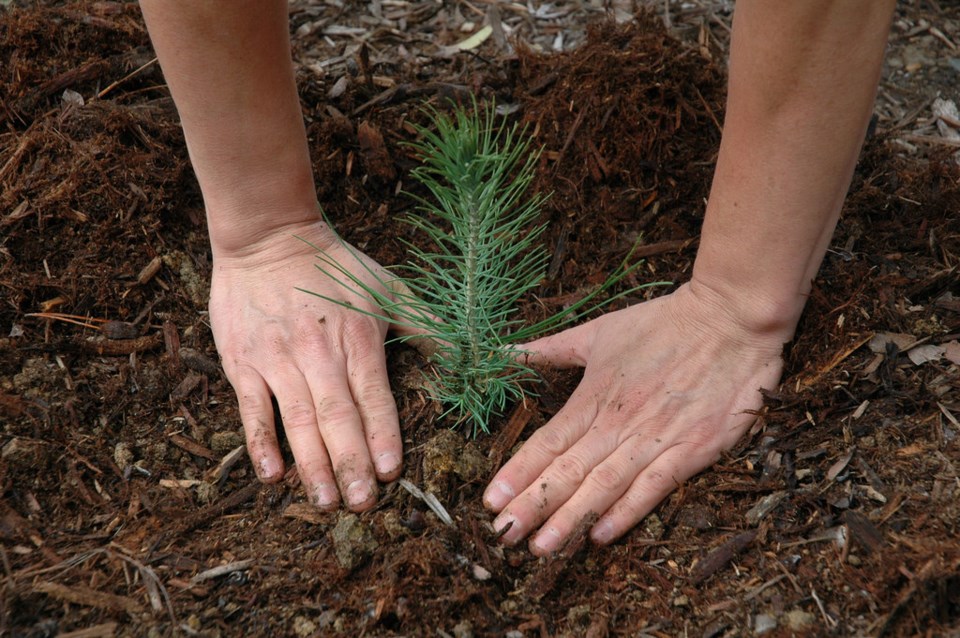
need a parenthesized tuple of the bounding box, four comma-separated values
(204, 169, 325, 258)
(208, 211, 336, 264)
(685, 270, 805, 344)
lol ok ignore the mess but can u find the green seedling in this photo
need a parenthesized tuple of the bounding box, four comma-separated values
(301, 101, 667, 436)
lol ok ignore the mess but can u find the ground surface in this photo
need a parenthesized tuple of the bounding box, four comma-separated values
(1, 1, 959, 637)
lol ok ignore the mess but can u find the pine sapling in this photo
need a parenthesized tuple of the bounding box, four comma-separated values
(301, 101, 667, 436)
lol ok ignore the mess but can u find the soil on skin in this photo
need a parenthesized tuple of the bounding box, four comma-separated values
(2, 3, 959, 637)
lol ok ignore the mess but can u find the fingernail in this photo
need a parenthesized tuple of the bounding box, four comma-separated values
(591, 519, 614, 544)
(346, 479, 373, 507)
(375, 452, 400, 476)
(484, 480, 515, 511)
(314, 483, 338, 509)
(493, 513, 519, 544)
(258, 457, 281, 481)
(533, 526, 562, 554)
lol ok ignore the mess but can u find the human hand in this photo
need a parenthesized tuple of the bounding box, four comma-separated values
(483, 282, 789, 554)
(209, 220, 405, 511)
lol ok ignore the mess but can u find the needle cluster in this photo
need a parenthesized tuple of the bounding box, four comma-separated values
(304, 102, 661, 436)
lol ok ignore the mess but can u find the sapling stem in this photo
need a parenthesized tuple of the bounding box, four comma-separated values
(301, 100, 669, 436)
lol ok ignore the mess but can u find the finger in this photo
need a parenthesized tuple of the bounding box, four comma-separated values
(228, 364, 284, 483)
(528, 432, 668, 555)
(518, 319, 597, 368)
(304, 359, 379, 512)
(484, 384, 600, 514)
(268, 375, 341, 511)
(590, 445, 699, 545)
(343, 321, 403, 482)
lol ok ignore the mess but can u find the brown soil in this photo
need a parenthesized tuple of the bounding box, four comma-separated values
(2, 3, 959, 637)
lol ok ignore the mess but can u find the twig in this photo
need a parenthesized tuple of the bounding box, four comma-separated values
(190, 559, 255, 585)
(811, 586, 838, 629)
(96, 57, 159, 100)
(398, 479, 453, 526)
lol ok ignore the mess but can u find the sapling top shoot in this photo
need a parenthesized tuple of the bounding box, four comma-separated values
(300, 100, 667, 437)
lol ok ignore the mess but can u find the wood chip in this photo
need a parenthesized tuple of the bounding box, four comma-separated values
(283, 502, 328, 525)
(167, 432, 217, 461)
(526, 512, 598, 599)
(842, 510, 885, 554)
(689, 530, 758, 584)
(190, 559, 255, 585)
(826, 448, 855, 482)
(56, 622, 118, 638)
(34, 581, 145, 615)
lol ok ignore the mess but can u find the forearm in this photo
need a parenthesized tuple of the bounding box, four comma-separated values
(692, 0, 895, 337)
(139, 0, 320, 255)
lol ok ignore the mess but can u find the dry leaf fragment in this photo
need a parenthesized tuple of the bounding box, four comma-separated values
(907, 344, 944, 365)
(868, 332, 916, 353)
(943, 340, 960, 365)
(826, 448, 855, 482)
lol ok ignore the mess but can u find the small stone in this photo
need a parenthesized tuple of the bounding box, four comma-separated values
(673, 595, 690, 607)
(567, 604, 591, 625)
(331, 512, 378, 570)
(113, 442, 135, 471)
(847, 554, 862, 566)
(754, 613, 777, 634)
(210, 431, 244, 454)
(471, 564, 492, 581)
(453, 620, 474, 638)
(785, 609, 816, 631)
(292, 615, 317, 637)
(196, 481, 219, 505)
(316, 610, 338, 629)
(505, 631, 524, 638)
(2, 438, 42, 469)
(643, 513, 664, 538)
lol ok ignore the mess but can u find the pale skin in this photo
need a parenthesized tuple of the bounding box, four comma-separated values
(138, 1, 897, 551)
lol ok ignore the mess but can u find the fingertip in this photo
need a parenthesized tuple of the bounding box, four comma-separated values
(374, 451, 402, 482)
(312, 482, 341, 511)
(590, 518, 617, 545)
(483, 479, 515, 512)
(344, 478, 377, 512)
(255, 454, 285, 483)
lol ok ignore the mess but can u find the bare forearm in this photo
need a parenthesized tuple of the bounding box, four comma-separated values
(692, 0, 895, 337)
(139, 0, 319, 255)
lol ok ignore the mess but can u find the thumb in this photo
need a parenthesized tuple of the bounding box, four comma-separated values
(518, 320, 596, 369)
(383, 278, 443, 359)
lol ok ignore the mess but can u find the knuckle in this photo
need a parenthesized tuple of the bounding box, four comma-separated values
(280, 401, 317, 432)
(342, 317, 382, 353)
(236, 390, 270, 420)
(316, 398, 359, 425)
(589, 462, 626, 492)
(532, 426, 570, 457)
(551, 455, 588, 488)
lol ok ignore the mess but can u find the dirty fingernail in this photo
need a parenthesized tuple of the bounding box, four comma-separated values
(258, 456, 281, 481)
(591, 519, 614, 544)
(533, 526, 562, 554)
(314, 483, 339, 509)
(484, 480, 515, 511)
(346, 479, 373, 507)
(375, 452, 400, 476)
